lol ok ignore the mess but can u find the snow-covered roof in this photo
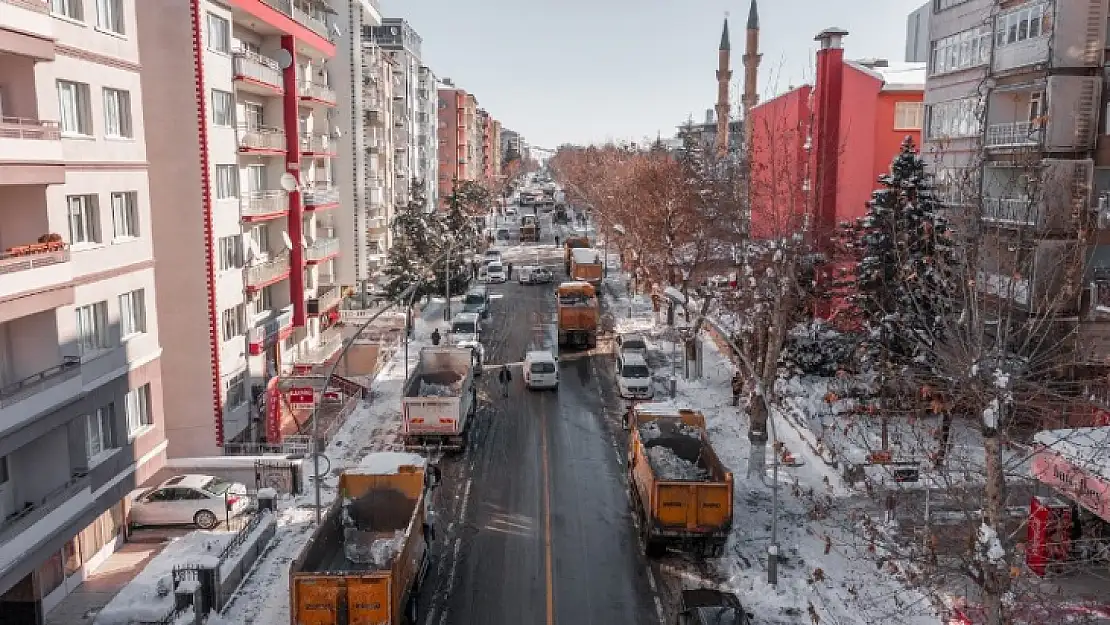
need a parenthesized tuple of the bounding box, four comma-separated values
(349, 452, 426, 476)
(571, 247, 601, 264)
(845, 61, 926, 92)
(558, 281, 593, 289)
(1033, 426, 1110, 482)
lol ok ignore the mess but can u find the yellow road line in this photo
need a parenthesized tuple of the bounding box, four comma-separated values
(541, 398, 555, 625)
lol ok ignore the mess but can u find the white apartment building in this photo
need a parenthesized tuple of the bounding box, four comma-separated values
(136, 0, 342, 457)
(417, 64, 439, 210)
(0, 0, 167, 620)
(369, 19, 427, 209)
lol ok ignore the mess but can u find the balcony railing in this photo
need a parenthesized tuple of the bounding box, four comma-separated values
(301, 134, 334, 154)
(0, 244, 69, 275)
(982, 197, 1041, 226)
(248, 306, 293, 348)
(306, 237, 339, 262)
(238, 126, 286, 152)
(246, 254, 291, 287)
(299, 81, 336, 105)
(303, 185, 339, 208)
(0, 356, 80, 408)
(241, 190, 287, 218)
(292, 5, 329, 41)
(0, 117, 61, 141)
(299, 329, 343, 364)
(232, 50, 283, 91)
(0, 472, 89, 549)
(985, 121, 1043, 147)
(308, 286, 341, 315)
(1, 0, 50, 13)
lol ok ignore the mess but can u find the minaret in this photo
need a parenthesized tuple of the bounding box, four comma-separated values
(715, 17, 732, 157)
(741, 0, 762, 153)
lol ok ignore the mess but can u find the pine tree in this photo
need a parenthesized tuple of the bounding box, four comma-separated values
(382, 181, 435, 300)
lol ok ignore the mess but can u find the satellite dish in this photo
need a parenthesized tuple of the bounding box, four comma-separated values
(274, 49, 293, 70)
(279, 172, 299, 192)
(281, 231, 293, 250)
(332, 127, 342, 139)
(331, 23, 342, 39)
(390, 26, 399, 35)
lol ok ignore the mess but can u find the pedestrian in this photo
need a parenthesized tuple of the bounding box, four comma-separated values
(731, 372, 743, 407)
(431, 328, 441, 346)
(498, 364, 512, 397)
(555, 235, 560, 246)
(507, 262, 514, 280)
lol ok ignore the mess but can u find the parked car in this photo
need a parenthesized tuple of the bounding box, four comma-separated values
(485, 262, 507, 283)
(616, 351, 653, 399)
(677, 589, 752, 625)
(484, 250, 503, 265)
(523, 350, 559, 390)
(616, 333, 648, 355)
(130, 474, 249, 529)
(462, 286, 491, 318)
(518, 266, 554, 285)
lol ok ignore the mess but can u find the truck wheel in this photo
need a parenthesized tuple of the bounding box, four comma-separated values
(587, 336, 596, 348)
(644, 539, 666, 558)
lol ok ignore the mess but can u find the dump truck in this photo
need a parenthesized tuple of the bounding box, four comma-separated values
(401, 347, 477, 451)
(569, 247, 603, 285)
(290, 458, 435, 625)
(563, 236, 590, 273)
(556, 281, 599, 348)
(628, 404, 733, 557)
(520, 214, 539, 242)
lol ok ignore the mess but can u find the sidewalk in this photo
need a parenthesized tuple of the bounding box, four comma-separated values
(44, 537, 173, 625)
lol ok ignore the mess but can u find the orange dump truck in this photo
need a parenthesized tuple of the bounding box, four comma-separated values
(569, 247, 603, 285)
(563, 236, 590, 273)
(628, 404, 733, 557)
(290, 457, 435, 625)
(556, 281, 599, 348)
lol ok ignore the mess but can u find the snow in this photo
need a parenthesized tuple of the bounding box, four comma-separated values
(976, 523, 1006, 564)
(257, 487, 277, 499)
(220, 512, 277, 579)
(343, 529, 405, 567)
(646, 446, 709, 481)
(570, 247, 601, 264)
(981, 398, 1000, 430)
(663, 285, 686, 304)
(1032, 426, 1110, 482)
(352, 451, 426, 475)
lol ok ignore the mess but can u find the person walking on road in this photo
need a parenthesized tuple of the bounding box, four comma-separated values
(498, 364, 512, 397)
(555, 234, 560, 247)
(431, 328, 441, 346)
(507, 262, 514, 280)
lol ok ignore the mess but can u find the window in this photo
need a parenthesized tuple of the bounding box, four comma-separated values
(242, 102, 264, 130)
(247, 225, 269, 256)
(206, 13, 230, 53)
(220, 305, 245, 341)
(76, 301, 110, 354)
(217, 235, 243, 271)
(248, 285, 273, 318)
(211, 90, 233, 127)
(935, 0, 970, 9)
(119, 289, 146, 338)
(51, 0, 82, 20)
(110, 191, 138, 238)
(996, 3, 1050, 48)
(68, 195, 101, 244)
(239, 40, 261, 55)
(246, 165, 267, 193)
(124, 384, 152, 436)
(85, 405, 114, 460)
(224, 371, 246, 410)
(103, 88, 132, 138)
(214, 164, 239, 199)
(935, 167, 979, 206)
(930, 26, 991, 75)
(95, 0, 123, 34)
(926, 96, 982, 139)
(57, 80, 91, 135)
(894, 102, 924, 130)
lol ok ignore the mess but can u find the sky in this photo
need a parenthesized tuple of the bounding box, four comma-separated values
(378, 0, 928, 149)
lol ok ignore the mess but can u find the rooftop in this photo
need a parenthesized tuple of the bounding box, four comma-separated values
(846, 60, 926, 92)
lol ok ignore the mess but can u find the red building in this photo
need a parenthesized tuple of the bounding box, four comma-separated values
(437, 86, 469, 207)
(748, 28, 925, 243)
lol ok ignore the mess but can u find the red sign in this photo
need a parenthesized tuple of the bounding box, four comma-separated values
(288, 387, 315, 410)
(1031, 446, 1110, 522)
(265, 377, 282, 443)
(1026, 495, 1072, 577)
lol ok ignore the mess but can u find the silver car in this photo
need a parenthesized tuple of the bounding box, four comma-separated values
(130, 474, 249, 529)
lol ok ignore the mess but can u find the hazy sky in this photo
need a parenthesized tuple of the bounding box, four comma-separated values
(379, 0, 927, 149)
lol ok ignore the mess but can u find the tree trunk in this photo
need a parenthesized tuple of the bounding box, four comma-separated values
(981, 418, 1009, 625)
(934, 410, 953, 469)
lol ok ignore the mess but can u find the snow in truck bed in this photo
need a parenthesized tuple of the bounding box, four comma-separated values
(571, 247, 602, 265)
(405, 370, 464, 397)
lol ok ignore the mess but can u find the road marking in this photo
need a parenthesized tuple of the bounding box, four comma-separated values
(540, 401, 556, 625)
(654, 595, 665, 625)
(461, 477, 473, 519)
(646, 568, 658, 592)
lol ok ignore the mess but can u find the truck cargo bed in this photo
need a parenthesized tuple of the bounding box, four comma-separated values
(406, 371, 464, 397)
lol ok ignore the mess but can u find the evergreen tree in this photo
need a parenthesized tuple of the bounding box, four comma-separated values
(382, 181, 435, 299)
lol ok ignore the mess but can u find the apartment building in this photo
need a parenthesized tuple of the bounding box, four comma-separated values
(464, 93, 479, 180)
(477, 108, 491, 181)
(905, 1, 931, 62)
(437, 82, 469, 204)
(135, 0, 342, 456)
(0, 1, 167, 620)
(417, 64, 438, 208)
(502, 127, 522, 163)
(922, 0, 1107, 394)
(490, 118, 502, 181)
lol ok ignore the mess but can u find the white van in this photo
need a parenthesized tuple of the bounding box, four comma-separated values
(616, 351, 653, 399)
(523, 350, 559, 390)
(485, 262, 507, 283)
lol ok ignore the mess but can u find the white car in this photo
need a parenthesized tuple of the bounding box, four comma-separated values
(616, 351, 653, 399)
(483, 250, 503, 265)
(130, 474, 249, 529)
(485, 262, 507, 283)
(523, 350, 559, 390)
(616, 333, 648, 356)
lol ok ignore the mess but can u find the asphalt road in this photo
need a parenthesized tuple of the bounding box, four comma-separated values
(417, 230, 660, 625)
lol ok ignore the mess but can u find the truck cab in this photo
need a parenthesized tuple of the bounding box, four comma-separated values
(449, 313, 484, 368)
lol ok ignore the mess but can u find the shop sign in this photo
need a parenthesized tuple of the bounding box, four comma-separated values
(1031, 447, 1110, 522)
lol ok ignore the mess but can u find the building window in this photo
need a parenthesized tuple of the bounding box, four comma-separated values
(997, 3, 1050, 48)
(934, 0, 970, 8)
(211, 90, 233, 127)
(220, 305, 245, 341)
(68, 194, 101, 244)
(224, 371, 246, 410)
(243, 102, 264, 130)
(125, 384, 152, 436)
(214, 164, 239, 199)
(119, 289, 146, 338)
(894, 102, 924, 130)
(247, 225, 269, 256)
(76, 301, 110, 355)
(206, 13, 230, 53)
(95, 0, 124, 34)
(248, 285, 273, 318)
(110, 191, 138, 238)
(51, 0, 82, 20)
(930, 26, 991, 75)
(103, 88, 132, 138)
(85, 405, 115, 461)
(218, 235, 243, 271)
(57, 80, 91, 135)
(246, 165, 267, 193)
(926, 96, 982, 140)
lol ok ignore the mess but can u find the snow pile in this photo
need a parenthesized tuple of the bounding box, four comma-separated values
(646, 446, 709, 481)
(638, 420, 663, 441)
(976, 523, 1006, 564)
(419, 380, 459, 396)
(343, 529, 405, 567)
(352, 451, 426, 475)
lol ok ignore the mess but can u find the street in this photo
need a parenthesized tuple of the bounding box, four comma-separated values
(416, 224, 661, 625)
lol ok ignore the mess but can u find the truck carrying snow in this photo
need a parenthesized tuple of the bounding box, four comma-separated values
(401, 347, 477, 451)
(289, 455, 435, 625)
(563, 236, 590, 273)
(520, 214, 539, 242)
(628, 404, 733, 557)
(569, 247, 603, 285)
(556, 281, 599, 348)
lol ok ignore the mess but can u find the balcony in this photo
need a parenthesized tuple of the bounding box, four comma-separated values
(240, 190, 287, 222)
(976, 239, 1076, 313)
(238, 126, 286, 155)
(249, 0, 335, 49)
(305, 237, 339, 264)
(248, 305, 294, 355)
(0, 243, 73, 301)
(981, 159, 1092, 232)
(300, 134, 335, 157)
(0, 0, 53, 57)
(307, 286, 341, 316)
(986, 77, 1100, 153)
(982, 197, 1040, 227)
(298, 328, 343, 364)
(246, 254, 291, 291)
(303, 185, 339, 210)
(0, 118, 65, 185)
(985, 121, 1043, 148)
(0, 357, 82, 438)
(364, 110, 384, 126)
(298, 81, 336, 107)
(0, 472, 90, 553)
(291, 5, 329, 41)
(232, 50, 283, 95)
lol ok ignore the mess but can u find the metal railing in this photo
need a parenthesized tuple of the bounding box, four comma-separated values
(311, 286, 342, 314)
(248, 305, 293, 345)
(0, 472, 88, 547)
(985, 121, 1043, 147)
(217, 510, 268, 562)
(238, 126, 286, 152)
(301, 134, 333, 154)
(982, 197, 1040, 226)
(246, 255, 291, 286)
(0, 117, 61, 141)
(232, 50, 283, 89)
(0, 356, 81, 407)
(298, 81, 336, 104)
(224, 434, 310, 456)
(2, 0, 49, 13)
(303, 185, 339, 208)
(292, 5, 329, 40)
(240, 190, 287, 218)
(305, 237, 339, 262)
(0, 245, 69, 274)
(300, 329, 342, 364)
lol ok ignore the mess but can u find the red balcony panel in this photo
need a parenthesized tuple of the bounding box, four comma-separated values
(228, 0, 336, 57)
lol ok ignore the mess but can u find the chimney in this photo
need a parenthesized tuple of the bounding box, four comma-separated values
(811, 27, 848, 251)
(706, 108, 715, 125)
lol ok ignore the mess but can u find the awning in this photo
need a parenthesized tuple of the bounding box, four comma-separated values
(1030, 426, 1110, 523)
